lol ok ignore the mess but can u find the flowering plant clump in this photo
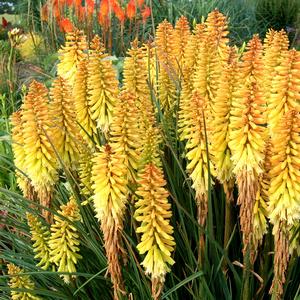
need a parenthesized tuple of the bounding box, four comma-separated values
(2, 8, 300, 300)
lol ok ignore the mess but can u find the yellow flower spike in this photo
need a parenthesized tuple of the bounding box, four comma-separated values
(11, 110, 33, 199)
(48, 197, 82, 283)
(57, 29, 87, 86)
(228, 35, 266, 256)
(123, 39, 150, 101)
(192, 10, 229, 127)
(179, 90, 214, 232)
(78, 149, 94, 200)
(21, 80, 58, 221)
(252, 140, 272, 257)
(156, 20, 177, 111)
(211, 47, 237, 186)
(7, 263, 41, 300)
(27, 213, 52, 270)
(173, 16, 191, 73)
(135, 163, 175, 299)
(110, 91, 142, 183)
(263, 29, 289, 94)
(87, 35, 119, 135)
(204, 9, 229, 56)
(267, 49, 300, 136)
(138, 108, 162, 169)
(268, 110, 300, 227)
(50, 76, 81, 168)
(73, 58, 98, 147)
(91, 144, 128, 298)
(182, 23, 206, 87)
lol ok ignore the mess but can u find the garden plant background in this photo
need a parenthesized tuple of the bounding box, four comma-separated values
(0, 1, 300, 300)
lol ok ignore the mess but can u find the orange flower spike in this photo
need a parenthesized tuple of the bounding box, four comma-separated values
(141, 6, 151, 24)
(127, 0, 136, 19)
(66, 0, 73, 7)
(60, 18, 74, 33)
(98, 0, 109, 26)
(112, 1, 125, 24)
(74, 0, 81, 9)
(86, 0, 95, 15)
(137, 0, 145, 7)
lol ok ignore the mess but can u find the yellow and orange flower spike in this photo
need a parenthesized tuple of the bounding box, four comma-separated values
(78, 149, 94, 199)
(11, 110, 33, 199)
(268, 110, 300, 229)
(192, 10, 229, 125)
(173, 16, 191, 73)
(91, 144, 128, 298)
(87, 35, 119, 134)
(57, 29, 87, 86)
(50, 76, 81, 168)
(48, 197, 82, 283)
(267, 49, 300, 136)
(7, 263, 41, 300)
(21, 80, 58, 221)
(109, 91, 141, 183)
(135, 163, 175, 299)
(211, 47, 237, 189)
(263, 29, 289, 105)
(182, 23, 206, 87)
(156, 20, 177, 111)
(73, 58, 98, 147)
(178, 90, 214, 229)
(27, 213, 52, 270)
(204, 9, 229, 58)
(123, 39, 150, 102)
(228, 35, 266, 256)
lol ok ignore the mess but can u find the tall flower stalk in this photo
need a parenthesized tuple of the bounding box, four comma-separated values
(20, 81, 58, 221)
(91, 144, 128, 299)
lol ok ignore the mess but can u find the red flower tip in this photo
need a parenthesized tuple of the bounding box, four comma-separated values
(60, 18, 74, 32)
(137, 0, 145, 8)
(99, 0, 109, 18)
(112, 1, 125, 24)
(141, 6, 151, 23)
(66, 0, 73, 7)
(126, 0, 136, 19)
(2, 17, 8, 28)
(86, 0, 95, 15)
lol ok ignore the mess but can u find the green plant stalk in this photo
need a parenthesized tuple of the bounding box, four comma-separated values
(241, 245, 253, 300)
(224, 195, 233, 246)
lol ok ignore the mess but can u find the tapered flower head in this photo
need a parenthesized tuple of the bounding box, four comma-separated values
(7, 263, 41, 300)
(11, 110, 31, 197)
(21, 80, 58, 220)
(268, 110, 300, 227)
(27, 213, 51, 270)
(87, 35, 118, 134)
(91, 144, 128, 297)
(267, 49, 300, 136)
(57, 29, 87, 86)
(228, 35, 266, 255)
(135, 163, 175, 298)
(109, 90, 141, 182)
(50, 76, 81, 167)
(48, 197, 82, 283)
